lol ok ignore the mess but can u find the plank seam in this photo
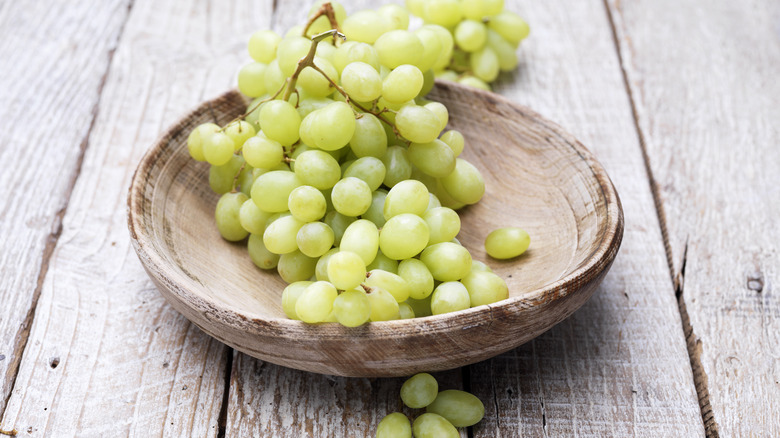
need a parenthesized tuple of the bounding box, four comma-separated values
(601, 1, 718, 436)
(216, 349, 234, 438)
(0, 0, 136, 417)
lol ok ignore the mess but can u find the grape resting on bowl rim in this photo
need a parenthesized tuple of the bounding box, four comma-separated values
(187, 0, 530, 330)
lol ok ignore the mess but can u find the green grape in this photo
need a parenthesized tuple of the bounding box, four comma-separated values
(203, 132, 235, 166)
(363, 190, 388, 227)
(486, 29, 518, 71)
(263, 215, 305, 254)
(488, 11, 529, 47)
(327, 251, 367, 290)
(485, 227, 530, 259)
(454, 19, 488, 52)
(242, 135, 284, 169)
(342, 10, 391, 44)
(295, 281, 338, 323)
(366, 286, 400, 321)
(209, 155, 244, 194)
(248, 233, 281, 270)
(460, 0, 486, 20)
(349, 113, 387, 158)
(470, 260, 493, 273)
(365, 269, 411, 302)
(258, 100, 301, 147)
(401, 373, 438, 408)
(423, 0, 462, 27)
(395, 105, 442, 143)
(333, 289, 371, 327)
(411, 413, 458, 438)
(426, 193, 442, 210)
(483, 0, 504, 16)
(420, 25, 454, 71)
(376, 412, 412, 438)
(430, 281, 471, 315)
(315, 247, 340, 281)
(378, 3, 410, 30)
(251, 170, 303, 212)
(383, 180, 429, 219)
(187, 123, 220, 161)
(340, 159, 355, 176)
(264, 60, 287, 94)
(306, 0, 347, 36)
(435, 70, 459, 82)
(281, 280, 313, 319)
(461, 270, 508, 306)
(342, 157, 384, 192)
(245, 98, 266, 130)
(419, 68, 435, 96)
(408, 140, 456, 178)
(248, 30, 281, 64)
(381, 145, 413, 188)
(440, 158, 485, 204)
(439, 130, 464, 156)
(299, 57, 339, 98)
(382, 65, 424, 104)
(340, 62, 382, 102)
(299, 102, 356, 151)
(292, 149, 341, 190)
(297, 96, 335, 119)
(471, 46, 500, 82)
(278, 250, 318, 283)
(287, 185, 327, 222)
(331, 177, 372, 217)
(405, 0, 425, 16)
(398, 302, 415, 319)
(457, 75, 491, 90)
(423, 207, 460, 245)
(413, 28, 443, 72)
(223, 120, 256, 151)
(277, 36, 312, 76)
(379, 214, 429, 260)
(423, 102, 448, 132)
(237, 164, 255, 196)
(433, 179, 465, 210)
(398, 258, 435, 300)
(323, 211, 356, 245)
(340, 219, 379, 265)
(240, 199, 273, 235)
(332, 41, 381, 74)
(215, 192, 249, 241)
(426, 389, 485, 427)
(296, 221, 335, 258)
(238, 62, 268, 98)
(405, 296, 433, 317)
(374, 30, 423, 69)
(420, 242, 472, 281)
(366, 248, 398, 273)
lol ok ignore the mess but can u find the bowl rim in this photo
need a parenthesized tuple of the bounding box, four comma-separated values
(127, 81, 624, 341)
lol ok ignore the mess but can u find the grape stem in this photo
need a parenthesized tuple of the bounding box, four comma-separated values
(302, 2, 341, 39)
(283, 29, 345, 101)
(219, 80, 287, 130)
(230, 162, 246, 192)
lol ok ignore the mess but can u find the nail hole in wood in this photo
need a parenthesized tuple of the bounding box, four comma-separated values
(50, 357, 60, 369)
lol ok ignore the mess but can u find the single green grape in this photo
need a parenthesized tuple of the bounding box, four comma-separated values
(423, 0, 463, 28)
(247, 233, 280, 270)
(340, 219, 379, 265)
(242, 135, 284, 169)
(426, 389, 485, 427)
(471, 46, 500, 82)
(349, 113, 387, 158)
(315, 247, 340, 282)
(455, 20, 488, 52)
(331, 177, 372, 217)
(298, 57, 339, 98)
(288, 185, 327, 222)
(374, 30, 423, 69)
(430, 281, 471, 315)
(377, 4, 410, 30)
(251, 170, 303, 213)
(383, 180, 429, 220)
(408, 140, 456, 178)
(413, 27, 443, 72)
(397, 259, 434, 300)
(460, 270, 509, 306)
(296, 221, 335, 258)
(239, 199, 273, 235)
(215, 192, 249, 241)
(379, 214, 429, 260)
(401, 373, 438, 408)
(238, 62, 268, 98)
(366, 286, 400, 321)
(381, 146, 413, 188)
(293, 150, 341, 190)
(395, 105, 442, 143)
(364, 269, 411, 303)
(439, 158, 485, 205)
(295, 281, 338, 323)
(258, 100, 301, 147)
(327, 251, 367, 291)
(420, 242, 472, 281)
(488, 11, 530, 47)
(411, 413, 458, 438)
(209, 155, 245, 195)
(278, 250, 318, 283)
(203, 132, 235, 166)
(187, 123, 220, 161)
(485, 227, 531, 259)
(343, 157, 386, 192)
(340, 61, 383, 102)
(333, 289, 371, 327)
(248, 30, 282, 63)
(376, 412, 412, 438)
(422, 207, 460, 245)
(263, 215, 305, 254)
(281, 281, 313, 320)
(398, 302, 415, 319)
(342, 10, 392, 44)
(439, 130, 465, 157)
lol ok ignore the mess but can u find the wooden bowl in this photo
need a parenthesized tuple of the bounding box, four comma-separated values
(127, 82, 623, 377)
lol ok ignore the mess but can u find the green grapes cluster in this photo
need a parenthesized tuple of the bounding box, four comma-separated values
(186, 1, 516, 327)
(377, 373, 485, 437)
(406, 0, 530, 90)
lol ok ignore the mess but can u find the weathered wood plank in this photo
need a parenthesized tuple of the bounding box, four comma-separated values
(0, 0, 132, 415)
(470, 0, 705, 435)
(0, 0, 273, 435)
(607, 0, 780, 435)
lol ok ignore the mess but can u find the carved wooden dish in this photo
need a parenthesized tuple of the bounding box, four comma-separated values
(127, 82, 623, 377)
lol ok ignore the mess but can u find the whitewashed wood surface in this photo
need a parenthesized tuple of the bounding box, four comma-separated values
(0, 0, 775, 436)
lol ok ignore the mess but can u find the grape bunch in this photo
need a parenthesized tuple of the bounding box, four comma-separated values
(185, 0, 529, 327)
(377, 373, 485, 437)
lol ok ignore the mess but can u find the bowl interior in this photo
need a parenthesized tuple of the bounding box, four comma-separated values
(139, 84, 609, 321)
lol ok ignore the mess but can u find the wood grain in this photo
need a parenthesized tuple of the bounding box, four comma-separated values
(0, 0, 272, 435)
(470, 0, 707, 435)
(0, 0, 132, 415)
(607, 0, 780, 435)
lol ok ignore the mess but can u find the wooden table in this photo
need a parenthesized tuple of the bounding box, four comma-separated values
(0, 0, 776, 436)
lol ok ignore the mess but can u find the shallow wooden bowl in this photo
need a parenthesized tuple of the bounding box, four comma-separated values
(128, 82, 623, 377)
